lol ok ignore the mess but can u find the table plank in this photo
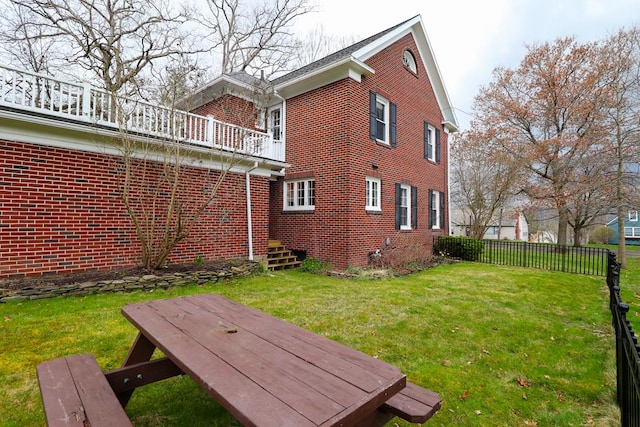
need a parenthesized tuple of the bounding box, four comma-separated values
(194, 295, 403, 384)
(122, 301, 317, 427)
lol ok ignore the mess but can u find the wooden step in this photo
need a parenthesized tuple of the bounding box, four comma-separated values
(266, 241, 300, 271)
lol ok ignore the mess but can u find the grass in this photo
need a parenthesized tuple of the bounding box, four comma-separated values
(0, 262, 620, 426)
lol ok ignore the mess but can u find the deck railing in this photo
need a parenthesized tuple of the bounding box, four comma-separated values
(0, 63, 284, 162)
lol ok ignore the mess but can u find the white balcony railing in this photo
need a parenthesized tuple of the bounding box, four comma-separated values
(0, 64, 285, 162)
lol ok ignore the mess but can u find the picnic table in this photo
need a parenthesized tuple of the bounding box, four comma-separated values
(37, 294, 441, 426)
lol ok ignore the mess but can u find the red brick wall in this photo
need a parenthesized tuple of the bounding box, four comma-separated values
(192, 94, 260, 130)
(0, 140, 268, 278)
(271, 34, 449, 269)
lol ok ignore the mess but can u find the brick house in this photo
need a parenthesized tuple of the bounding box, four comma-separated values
(0, 15, 456, 278)
(188, 15, 458, 269)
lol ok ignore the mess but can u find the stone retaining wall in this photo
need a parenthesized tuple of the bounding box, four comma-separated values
(0, 262, 262, 303)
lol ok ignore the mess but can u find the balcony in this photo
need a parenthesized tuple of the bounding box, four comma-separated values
(0, 64, 285, 163)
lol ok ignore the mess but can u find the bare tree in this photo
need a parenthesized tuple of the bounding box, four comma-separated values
(2, 0, 190, 97)
(601, 26, 640, 267)
(198, 0, 315, 76)
(113, 63, 267, 270)
(293, 25, 356, 68)
(450, 129, 519, 239)
(473, 37, 614, 247)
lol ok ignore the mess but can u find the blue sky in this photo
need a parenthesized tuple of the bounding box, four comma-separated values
(295, 0, 640, 130)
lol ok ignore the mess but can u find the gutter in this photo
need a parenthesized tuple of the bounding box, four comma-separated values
(246, 162, 259, 261)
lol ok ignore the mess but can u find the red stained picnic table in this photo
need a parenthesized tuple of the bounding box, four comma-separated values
(107, 294, 409, 427)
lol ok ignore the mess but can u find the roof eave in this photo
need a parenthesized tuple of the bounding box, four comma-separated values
(275, 57, 375, 99)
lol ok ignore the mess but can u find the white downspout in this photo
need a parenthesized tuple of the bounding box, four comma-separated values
(246, 162, 259, 260)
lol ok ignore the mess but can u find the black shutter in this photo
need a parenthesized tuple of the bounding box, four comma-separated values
(411, 186, 418, 229)
(369, 91, 377, 140)
(423, 121, 429, 159)
(440, 191, 446, 229)
(395, 183, 401, 230)
(390, 102, 397, 147)
(435, 128, 441, 164)
(428, 189, 434, 229)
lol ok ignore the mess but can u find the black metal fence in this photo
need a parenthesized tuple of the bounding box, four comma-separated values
(434, 237, 609, 276)
(607, 252, 640, 427)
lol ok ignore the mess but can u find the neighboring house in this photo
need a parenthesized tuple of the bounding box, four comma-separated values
(0, 15, 457, 278)
(607, 210, 640, 246)
(450, 210, 529, 241)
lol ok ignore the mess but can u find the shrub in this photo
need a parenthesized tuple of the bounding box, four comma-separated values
(591, 226, 616, 245)
(299, 258, 330, 274)
(434, 236, 484, 261)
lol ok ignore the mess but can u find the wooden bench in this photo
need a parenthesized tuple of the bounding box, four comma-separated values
(36, 354, 132, 427)
(382, 382, 442, 423)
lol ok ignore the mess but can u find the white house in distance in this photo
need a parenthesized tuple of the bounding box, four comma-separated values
(451, 209, 529, 241)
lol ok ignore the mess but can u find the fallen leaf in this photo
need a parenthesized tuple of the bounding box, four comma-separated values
(459, 389, 469, 401)
(482, 348, 490, 355)
(517, 376, 531, 387)
(522, 392, 528, 400)
(475, 410, 482, 415)
(550, 336, 555, 341)
(524, 421, 539, 426)
(4, 316, 11, 321)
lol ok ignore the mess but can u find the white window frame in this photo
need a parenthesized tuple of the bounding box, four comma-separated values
(629, 210, 638, 222)
(283, 179, 315, 211)
(399, 184, 411, 230)
(268, 106, 282, 141)
(403, 50, 417, 73)
(625, 227, 640, 238)
(375, 95, 390, 144)
(425, 124, 436, 161)
(431, 190, 441, 230)
(366, 177, 381, 211)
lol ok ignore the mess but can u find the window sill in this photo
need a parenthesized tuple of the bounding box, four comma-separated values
(366, 208, 382, 215)
(282, 209, 315, 214)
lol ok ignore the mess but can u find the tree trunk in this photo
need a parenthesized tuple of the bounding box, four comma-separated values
(618, 207, 627, 269)
(557, 204, 569, 247)
(573, 227, 582, 248)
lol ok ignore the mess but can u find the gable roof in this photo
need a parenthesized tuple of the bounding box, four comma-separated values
(271, 17, 412, 86)
(186, 15, 458, 132)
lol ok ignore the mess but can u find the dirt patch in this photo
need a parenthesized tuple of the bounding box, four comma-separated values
(0, 259, 247, 291)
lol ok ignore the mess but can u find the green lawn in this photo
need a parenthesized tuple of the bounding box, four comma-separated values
(0, 262, 620, 426)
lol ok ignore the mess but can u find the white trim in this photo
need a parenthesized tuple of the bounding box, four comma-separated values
(425, 123, 436, 161)
(374, 94, 390, 144)
(283, 178, 316, 211)
(399, 184, 411, 230)
(431, 190, 441, 230)
(366, 177, 382, 211)
(274, 57, 375, 99)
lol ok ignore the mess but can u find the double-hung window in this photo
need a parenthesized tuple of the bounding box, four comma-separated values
(284, 179, 315, 211)
(369, 91, 397, 146)
(395, 183, 417, 230)
(428, 189, 445, 230)
(268, 107, 282, 141)
(375, 96, 389, 142)
(366, 177, 381, 211)
(424, 122, 440, 163)
(630, 211, 638, 222)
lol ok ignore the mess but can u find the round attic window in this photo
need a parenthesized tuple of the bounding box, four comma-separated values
(402, 50, 417, 74)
